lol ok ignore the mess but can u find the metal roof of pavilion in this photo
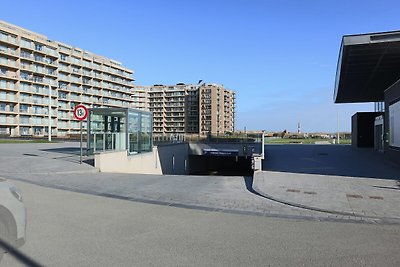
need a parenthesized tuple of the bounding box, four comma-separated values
(334, 30, 400, 103)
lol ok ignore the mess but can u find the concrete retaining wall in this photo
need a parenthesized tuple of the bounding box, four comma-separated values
(157, 143, 189, 175)
(94, 149, 162, 174)
(94, 143, 190, 175)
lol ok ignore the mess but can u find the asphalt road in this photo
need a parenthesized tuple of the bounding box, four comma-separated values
(2, 181, 400, 267)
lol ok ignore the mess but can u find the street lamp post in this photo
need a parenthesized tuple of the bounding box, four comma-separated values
(261, 130, 265, 159)
(48, 83, 51, 142)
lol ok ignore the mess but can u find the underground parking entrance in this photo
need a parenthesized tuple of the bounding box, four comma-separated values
(88, 107, 265, 175)
(188, 155, 254, 176)
(93, 141, 264, 175)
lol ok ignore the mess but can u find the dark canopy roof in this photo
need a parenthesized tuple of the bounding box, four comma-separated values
(334, 31, 400, 103)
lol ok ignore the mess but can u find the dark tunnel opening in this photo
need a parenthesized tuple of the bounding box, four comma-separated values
(189, 155, 253, 176)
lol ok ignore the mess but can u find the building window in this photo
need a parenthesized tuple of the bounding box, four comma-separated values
(20, 127, 30, 135)
(46, 58, 55, 65)
(34, 55, 43, 62)
(35, 43, 43, 51)
(32, 106, 42, 114)
(20, 72, 30, 80)
(20, 104, 29, 113)
(20, 51, 31, 59)
(58, 92, 67, 99)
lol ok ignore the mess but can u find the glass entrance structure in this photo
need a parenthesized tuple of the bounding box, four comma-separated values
(87, 108, 152, 154)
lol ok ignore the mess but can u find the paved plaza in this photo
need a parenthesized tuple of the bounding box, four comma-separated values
(0, 142, 399, 223)
(254, 145, 400, 223)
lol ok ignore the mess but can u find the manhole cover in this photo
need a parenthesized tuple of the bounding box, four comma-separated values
(369, 196, 384, 200)
(346, 194, 363, 199)
(287, 189, 300, 193)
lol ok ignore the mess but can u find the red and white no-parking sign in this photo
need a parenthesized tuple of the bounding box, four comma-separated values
(73, 104, 88, 165)
(73, 104, 88, 121)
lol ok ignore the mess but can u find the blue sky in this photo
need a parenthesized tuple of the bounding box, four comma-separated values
(4, 0, 400, 132)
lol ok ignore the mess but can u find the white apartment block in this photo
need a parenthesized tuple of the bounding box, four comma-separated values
(0, 20, 135, 137)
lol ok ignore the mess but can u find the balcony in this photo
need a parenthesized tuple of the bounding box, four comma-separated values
(0, 94, 17, 102)
(72, 68, 81, 75)
(0, 58, 17, 68)
(0, 116, 16, 124)
(33, 55, 45, 64)
(0, 47, 17, 58)
(0, 34, 17, 45)
(0, 71, 17, 80)
(82, 70, 92, 77)
(0, 106, 16, 113)
(45, 48, 58, 58)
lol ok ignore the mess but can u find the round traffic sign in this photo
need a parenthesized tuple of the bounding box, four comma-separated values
(73, 104, 88, 121)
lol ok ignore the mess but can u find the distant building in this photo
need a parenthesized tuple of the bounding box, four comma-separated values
(199, 83, 235, 135)
(132, 83, 235, 135)
(130, 85, 149, 111)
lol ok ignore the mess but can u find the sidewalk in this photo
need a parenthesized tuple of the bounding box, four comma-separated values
(253, 170, 400, 220)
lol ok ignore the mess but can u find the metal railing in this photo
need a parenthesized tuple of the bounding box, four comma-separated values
(153, 132, 264, 145)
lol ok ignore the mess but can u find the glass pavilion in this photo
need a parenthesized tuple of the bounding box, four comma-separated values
(87, 108, 152, 154)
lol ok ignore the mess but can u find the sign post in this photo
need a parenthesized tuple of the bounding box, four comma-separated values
(80, 121, 83, 163)
(48, 84, 52, 142)
(73, 104, 88, 164)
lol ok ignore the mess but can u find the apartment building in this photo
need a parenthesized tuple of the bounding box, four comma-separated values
(145, 84, 195, 135)
(223, 88, 235, 133)
(0, 20, 134, 137)
(131, 85, 149, 111)
(199, 83, 235, 135)
(133, 83, 235, 136)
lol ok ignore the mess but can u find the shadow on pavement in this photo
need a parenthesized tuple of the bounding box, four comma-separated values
(83, 158, 94, 166)
(243, 176, 263, 196)
(0, 239, 42, 267)
(39, 146, 94, 167)
(40, 147, 82, 155)
(263, 145, 400, 180)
